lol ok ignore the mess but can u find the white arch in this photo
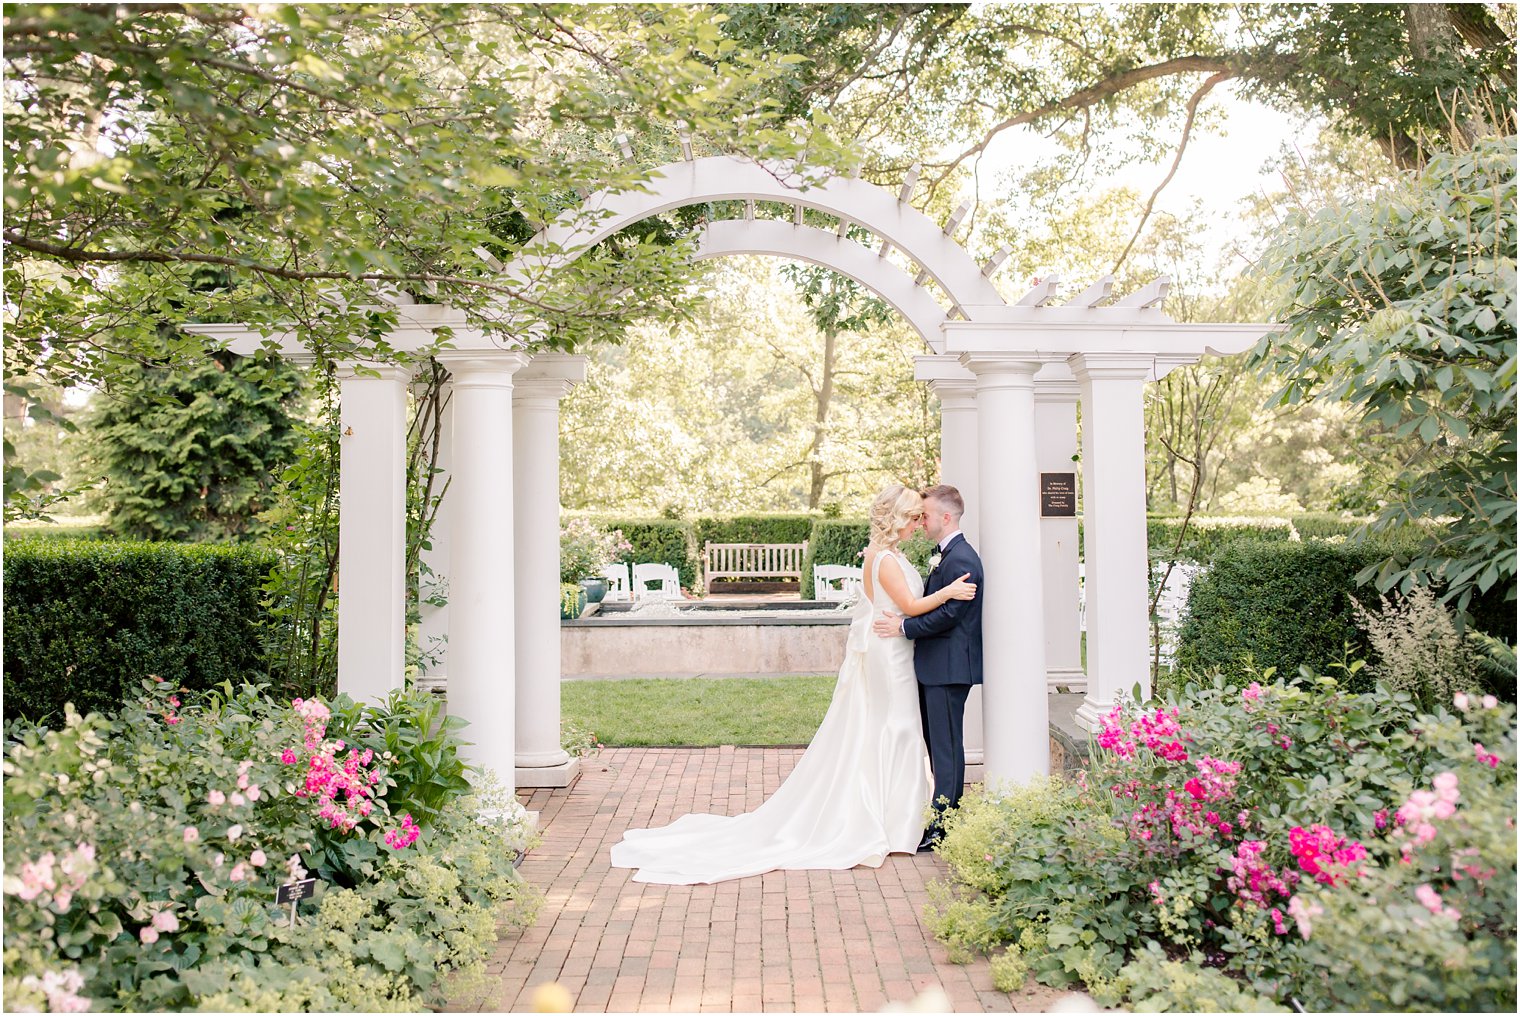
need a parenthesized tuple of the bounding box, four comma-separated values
(504, 156, 1006, 313)
(693, 219, 949, 352)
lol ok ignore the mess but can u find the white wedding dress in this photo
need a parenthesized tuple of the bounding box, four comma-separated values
(610, 550, 932, 885)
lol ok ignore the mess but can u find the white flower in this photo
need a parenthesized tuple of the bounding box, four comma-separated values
(929, 552, 942, 571)
(226, 824, 243, 842)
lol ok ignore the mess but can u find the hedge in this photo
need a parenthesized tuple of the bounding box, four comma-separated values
(1173, 542, 1391, 686)
(580, 516, 701, 590)
(693, 513, 816, 550)
(3, 537, 276, 722)
(799, 519, 871, 597)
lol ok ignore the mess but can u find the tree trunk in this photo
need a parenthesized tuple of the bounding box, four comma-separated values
(806, 326, 839, 510)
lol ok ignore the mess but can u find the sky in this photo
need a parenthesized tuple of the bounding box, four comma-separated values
(972, 81, 1326, 279)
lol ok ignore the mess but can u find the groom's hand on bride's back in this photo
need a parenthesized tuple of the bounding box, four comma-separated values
(873, 610, 902, 639)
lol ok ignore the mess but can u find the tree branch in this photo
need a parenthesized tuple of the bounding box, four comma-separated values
(924, 55, 1236, 196)
(1111, 71, 1230, 275)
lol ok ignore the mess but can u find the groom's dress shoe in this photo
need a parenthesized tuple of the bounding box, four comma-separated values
(916, 833, 939, 853)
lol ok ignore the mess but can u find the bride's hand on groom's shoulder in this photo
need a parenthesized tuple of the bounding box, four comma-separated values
(872, 610, 902, 639)
(945, 572, 977, 600)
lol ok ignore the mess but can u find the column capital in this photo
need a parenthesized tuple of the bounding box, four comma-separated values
(336, 360, 414, 383)
(1068, 352, 1155, 382)
(514, 352, 587, 404)
(435, 349, 530, 390)
(959, 352, 1045, 394)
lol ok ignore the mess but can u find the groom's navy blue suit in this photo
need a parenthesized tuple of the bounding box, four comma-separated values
(902, 532, 982, 826)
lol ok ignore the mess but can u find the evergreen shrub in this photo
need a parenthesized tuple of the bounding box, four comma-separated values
(1174, 542, 1387, 684)
(581, 516, 699, 590)
(2, 537, 274, 721)
(800, 519, 869, 597)
(693, 514, 816, 550)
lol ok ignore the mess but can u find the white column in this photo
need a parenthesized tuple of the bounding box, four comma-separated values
(513, 354, 587, 788)
(337, 361, 411, 703)
(436, 350, 528, 786)
(416, 376, 452, 688)
(1070, 353, 1154, 731)
(1035, 367, 1084, 692)
(961, 353, 1049, 784)
(921, 362, 985, 781)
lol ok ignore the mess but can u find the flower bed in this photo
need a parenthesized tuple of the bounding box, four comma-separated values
(928, 674, 1516, 1011)
(3, 681, 539, 1012)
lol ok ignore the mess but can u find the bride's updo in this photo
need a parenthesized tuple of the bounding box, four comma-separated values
(868, 484, 922, 551)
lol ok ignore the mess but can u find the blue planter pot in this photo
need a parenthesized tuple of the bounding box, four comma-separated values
(579, 577, 608, 604)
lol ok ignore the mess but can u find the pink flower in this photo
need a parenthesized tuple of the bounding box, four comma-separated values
(164, 714, 181, 726)
(230, 792, 246, 808)
(151, 910, 180, 933)
(280, 749, 298, 765)
(1414, 884, 1461, 921)
(1269, 907, 1288, 935)
(139, 926, 160, 944)
(183, 826, 199, 843)
(1289, 825, 1368, 886)
(1453, 692, 1470, 711)
(1482, 695, 1497, 709)
(207, 790, 225, 807)
(228, 863, 249, 882)
(245, 784, 261, 802)
(168, 696, 181, 708)
(1474, 743, 1501, 768)
(384, 813, 421, 851)
(250, 849, 268, 867)
(1243, 682, 1262, 702)
(1148, 880, 1165, 906)
(1287, 895, 1323, 939)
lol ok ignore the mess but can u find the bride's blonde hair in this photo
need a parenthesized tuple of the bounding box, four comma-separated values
(868, 484, 922, 551)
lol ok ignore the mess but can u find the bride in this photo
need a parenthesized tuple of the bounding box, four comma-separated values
(609, 484, 978, 885)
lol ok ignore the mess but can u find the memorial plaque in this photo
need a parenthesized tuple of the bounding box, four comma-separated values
(1040, 473, 1077, 517)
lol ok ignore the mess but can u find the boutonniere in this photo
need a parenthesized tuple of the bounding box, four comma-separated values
(929, 552, 942, 572)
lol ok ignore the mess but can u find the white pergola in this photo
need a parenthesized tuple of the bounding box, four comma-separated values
(193, 154, 1271, 794)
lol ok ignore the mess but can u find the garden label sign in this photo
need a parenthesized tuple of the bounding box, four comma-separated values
(276, 877, 318, 927)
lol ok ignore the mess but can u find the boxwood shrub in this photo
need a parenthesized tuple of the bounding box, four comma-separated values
(800, 519, 870, 598)
(694, 513, 816, 550)
(2, 537, 275, 721)
(579, 516, 700, 591)
(1174, 541, 1393, 684)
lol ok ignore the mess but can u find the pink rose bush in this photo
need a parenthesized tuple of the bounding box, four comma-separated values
(929, 673, 1515, 1012)
(4, 679, 539, 1011)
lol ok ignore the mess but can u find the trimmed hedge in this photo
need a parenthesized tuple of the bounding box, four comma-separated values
(582, 516, 700, 590)
(799, 519, 870, 598)
(1144, 515, 1294, 563)
(3, 537, 275, 721)
(1174, 542, 1392, 686)
(694, 513, 816, 550)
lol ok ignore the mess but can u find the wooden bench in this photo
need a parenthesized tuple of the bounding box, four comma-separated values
(703, 542, 809, 592)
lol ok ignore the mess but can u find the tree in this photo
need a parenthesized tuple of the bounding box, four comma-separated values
(86, 352, 303, 541)
(3, 4, 840, 393)
(1254, 134, 1516, 615)
(779, 262, 896, 509)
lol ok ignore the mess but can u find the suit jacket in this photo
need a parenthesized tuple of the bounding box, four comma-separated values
(902, 533, 983, 686)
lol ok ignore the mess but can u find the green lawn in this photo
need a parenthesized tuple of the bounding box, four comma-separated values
(562, 676, 836, 747)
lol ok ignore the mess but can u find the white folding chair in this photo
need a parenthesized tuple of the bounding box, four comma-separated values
(813, 564, 863, 602)
(602, 563, 632, 602)
(1078, 563, 1087, 633)
(632, 562, 682, 601)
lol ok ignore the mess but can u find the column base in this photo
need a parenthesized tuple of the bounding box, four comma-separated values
(964, 761, 985, 785)
(515, 756, 581, 789)
(1046, 667, 1088, 693)
(1073, 694, 1116, 733)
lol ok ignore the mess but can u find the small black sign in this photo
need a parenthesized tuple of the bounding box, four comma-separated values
(276, 878, 317, 905)
(1040, 473, 1077, 517)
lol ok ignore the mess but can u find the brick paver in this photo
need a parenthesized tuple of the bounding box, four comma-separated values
(447, 747, 1065, 1013)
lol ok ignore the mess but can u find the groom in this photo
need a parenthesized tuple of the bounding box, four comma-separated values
(873, 484, 983, 851)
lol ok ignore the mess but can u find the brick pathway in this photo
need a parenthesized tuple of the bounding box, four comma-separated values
(448, 747, 1065, 1013)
